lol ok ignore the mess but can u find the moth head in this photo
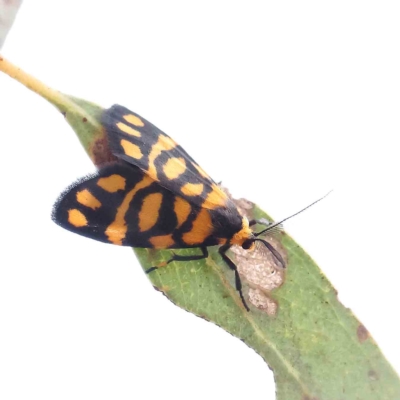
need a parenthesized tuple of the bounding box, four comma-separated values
(240, 220, 285, 268)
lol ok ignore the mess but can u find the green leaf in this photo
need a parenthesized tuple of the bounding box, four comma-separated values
(1, 57, 399, 399)
(135, 202, 400, 400)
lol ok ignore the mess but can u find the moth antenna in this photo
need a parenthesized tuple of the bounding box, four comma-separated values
(255, 191, 332, 237)
(254, 238, 285, 269)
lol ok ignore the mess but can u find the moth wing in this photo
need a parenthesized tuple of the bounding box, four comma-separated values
(52, 162, 183, 249)
(102, 105, 230, 210)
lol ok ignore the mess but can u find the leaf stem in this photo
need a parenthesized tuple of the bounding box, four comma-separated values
(0, 54, 72, 112)
(0, 54, 104, 161)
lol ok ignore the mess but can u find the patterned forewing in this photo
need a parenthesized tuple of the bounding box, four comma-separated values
(102, 105, 231, 211)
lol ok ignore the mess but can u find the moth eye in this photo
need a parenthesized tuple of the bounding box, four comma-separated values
(242, 239, 254, 250)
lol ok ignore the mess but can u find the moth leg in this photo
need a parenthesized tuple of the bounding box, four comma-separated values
(146, 247, 209, 274)
(219, 244, 250, 312)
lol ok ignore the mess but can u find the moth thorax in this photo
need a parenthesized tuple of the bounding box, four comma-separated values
(230, 217, 253, 246)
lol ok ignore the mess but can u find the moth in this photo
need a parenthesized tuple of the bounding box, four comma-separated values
(53, 105, 286, 311)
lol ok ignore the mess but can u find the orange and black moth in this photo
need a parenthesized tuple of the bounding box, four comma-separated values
(53, 105, 285, 311)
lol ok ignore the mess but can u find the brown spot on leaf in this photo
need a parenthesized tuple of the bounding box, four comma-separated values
(248, 288, 278, 315)
(368, 370, 379, 381)
(219, 186, 255, 217)
(235, 198, 255, 216)
(357, 324, 369, 342)
(230, 240, 285, 316)
(82, 117, 88, 123)
(230, 239, 286, 292)
(91, 136, 117, 167)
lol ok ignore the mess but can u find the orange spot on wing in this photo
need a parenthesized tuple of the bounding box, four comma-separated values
(76, 189, 102, 210)
(174, 197, 191, 227)
(121, 139, 143, 159)
(202, 184, 228, 209)
(181, 183, 204, 196)
(97, 174, 126, 193)
(147, 134, 177, 179)
(193, 163, 209, 179)
(116, 122, 141, 137)
(138, 192, 163, 232)
(182, 209, 212, 245)
(68, 209, 88, 227)
(123, 114, 145, 127)
(163, 157, 186, 180)
(105, 175, 154, 245)
(149, 234, 175, 249)
(159, 134, 177, 150)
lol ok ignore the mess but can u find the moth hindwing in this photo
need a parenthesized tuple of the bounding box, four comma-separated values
(52, 160, 247, 250)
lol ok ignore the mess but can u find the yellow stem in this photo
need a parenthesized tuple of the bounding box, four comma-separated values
(0, 54, 105, 163)
(0, 54, 70, 111)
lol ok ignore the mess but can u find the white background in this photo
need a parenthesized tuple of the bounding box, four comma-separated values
(1, 1, 399, 399)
